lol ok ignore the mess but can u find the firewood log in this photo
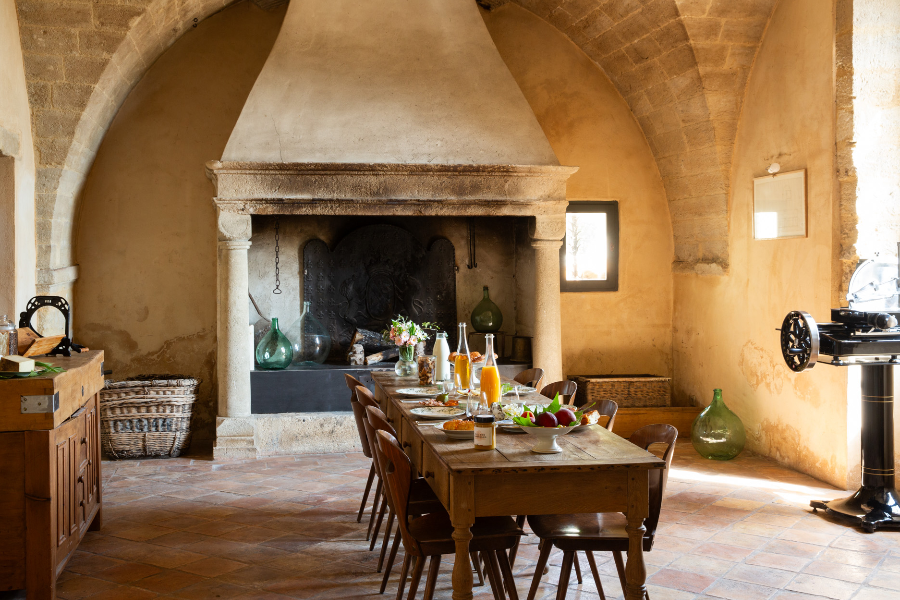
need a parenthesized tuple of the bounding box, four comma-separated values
(351, 328, 391, 352)
(365, 347, 399, 365)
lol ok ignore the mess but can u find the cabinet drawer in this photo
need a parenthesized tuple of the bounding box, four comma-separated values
(421, 446, 448, 506)
(400, 418, 423, 471)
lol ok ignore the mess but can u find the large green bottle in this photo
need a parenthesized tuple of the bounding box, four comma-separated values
(691, 389, 746, 460)
(471, 286, 503, 333)
(255, 317, 293, 370)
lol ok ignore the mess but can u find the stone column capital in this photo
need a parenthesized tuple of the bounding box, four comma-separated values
(219, 240, 252, 251)
(531, 239, 563, 250)
(217, 209, 252, 242)
(530, 214, 566, 242)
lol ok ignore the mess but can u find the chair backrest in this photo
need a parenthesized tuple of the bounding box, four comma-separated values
(579, 398, 618, 432)
(628, 424, 677, 542)
(513, 368, 544, 390)
(355, 384, 380, 410)
(345, 375, 371, 458)
(541, 380, 577, 405)
(359, 390, 382, 477)
(374, 429, 422, 558)
(365, 405, 399, 512)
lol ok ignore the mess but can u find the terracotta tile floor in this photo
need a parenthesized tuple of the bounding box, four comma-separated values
(5, 442, 900, 600)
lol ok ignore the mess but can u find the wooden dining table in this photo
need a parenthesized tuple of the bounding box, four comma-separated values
(372, 371, 665, 600)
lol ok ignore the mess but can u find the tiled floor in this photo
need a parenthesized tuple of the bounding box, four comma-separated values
(6, 442, 900, 600)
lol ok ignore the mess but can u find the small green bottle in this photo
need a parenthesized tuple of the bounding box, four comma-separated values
(255, 317, 293, 370)
(691, 389, 746, 460)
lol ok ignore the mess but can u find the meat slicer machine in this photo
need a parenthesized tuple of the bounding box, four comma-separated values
(780, 251, 900, 531)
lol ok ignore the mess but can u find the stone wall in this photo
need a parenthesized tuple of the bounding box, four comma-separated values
(484, 0, 779, 274)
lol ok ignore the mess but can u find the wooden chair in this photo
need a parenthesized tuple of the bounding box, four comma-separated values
(374, 429, 524, 600)
(578, 398, 619, 433)
(540, 380, 577, 405)
(513, 368, 544, 390)
(346, 374, 376, 524)
(524, 424, 678, 600)
(356, 385, 386, 541)
(364, 405, 444, 593)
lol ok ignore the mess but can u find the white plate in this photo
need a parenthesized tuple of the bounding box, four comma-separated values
(435, 422, 474, 439)
(396, 387, 441, 397)
(508, 386, 536, 395)
(410, 406, 466, 419)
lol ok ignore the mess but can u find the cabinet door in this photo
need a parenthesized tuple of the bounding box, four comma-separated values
(54, 437, 69, 548)
(83, 400, 96, 508)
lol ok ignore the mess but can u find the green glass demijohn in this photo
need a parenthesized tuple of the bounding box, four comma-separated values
(471, 286, 503, 333)
(691, 388, 746, 460)
(255, 317, 293, 370)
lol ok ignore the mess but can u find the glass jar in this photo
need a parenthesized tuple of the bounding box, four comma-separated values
(691, 388, 746, 460)
(471, 286, 503, 333)
(0, 315, 17, 358)
(395, 345, 417, 377)
(416, 355, 435, 385)
(474, 415, 496, 450)
(286, 301, 332, 365)
(455, 323, 472, 390)
(255, 317, 293, 370)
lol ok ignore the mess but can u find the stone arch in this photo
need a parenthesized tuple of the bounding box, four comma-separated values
(16, 0, 245, 296)
(487, 0, 779, 273)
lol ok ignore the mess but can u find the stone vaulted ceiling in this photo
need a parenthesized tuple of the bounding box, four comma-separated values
(15, 0, 777, 289)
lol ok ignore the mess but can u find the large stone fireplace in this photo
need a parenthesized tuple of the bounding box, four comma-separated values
(206, 0, 577, 458)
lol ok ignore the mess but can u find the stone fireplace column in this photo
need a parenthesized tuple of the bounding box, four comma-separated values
(530, 215, 566, 384)
(214, 210, 256, 459)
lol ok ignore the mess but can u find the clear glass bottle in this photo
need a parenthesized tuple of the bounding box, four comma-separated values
(286, 301, 332, 365)
(480, 334, 501, 405)
(434, 332, 451, 381)
(0, 315, 17, 358)
(255, 317, 293, 370)
(691, 389, 746, 460)
(455, 323, 472, 391)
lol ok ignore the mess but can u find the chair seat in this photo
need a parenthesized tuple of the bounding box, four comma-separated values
(409, 477, 443, 514)
(409, 512, 523, 556)
(527, 513, 651, 552)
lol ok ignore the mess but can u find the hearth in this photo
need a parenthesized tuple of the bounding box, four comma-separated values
(304, 224, 457, 358)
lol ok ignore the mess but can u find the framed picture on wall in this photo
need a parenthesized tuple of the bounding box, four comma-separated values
(559, 201, 619, 292)
(753, 169, 807, 240)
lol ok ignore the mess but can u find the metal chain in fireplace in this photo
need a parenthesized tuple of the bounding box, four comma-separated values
(273, 217, 282, 294)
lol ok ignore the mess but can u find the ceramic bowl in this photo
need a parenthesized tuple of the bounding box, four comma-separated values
(520, 425, 576, 453)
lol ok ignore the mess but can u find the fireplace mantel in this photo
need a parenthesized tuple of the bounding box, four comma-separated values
(206, 161, 577, 216)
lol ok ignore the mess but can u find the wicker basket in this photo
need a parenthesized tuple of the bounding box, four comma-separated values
(572, 374, 671, 408)
(99, 375, 200, 459)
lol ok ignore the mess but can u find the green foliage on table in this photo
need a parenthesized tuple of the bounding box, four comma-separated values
(0, 361, 66, 379)
(512, 393, 583, 428)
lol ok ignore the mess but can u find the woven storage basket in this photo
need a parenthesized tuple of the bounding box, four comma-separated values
(572, 374, 671, 408)
(99, 375, 200, 459)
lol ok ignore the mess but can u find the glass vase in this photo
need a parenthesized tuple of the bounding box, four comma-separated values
(286, 301, 332, 365)
(255, 317, 293, 370)
(471, 286, 503, 333)
(395, 345, 417, 377)
(691, 388, 746, 460)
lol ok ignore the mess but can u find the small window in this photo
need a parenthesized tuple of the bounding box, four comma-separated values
(559, 201, 619, 292)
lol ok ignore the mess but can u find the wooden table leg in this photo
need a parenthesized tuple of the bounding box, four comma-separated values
(624, 471, 649, 600)
(451, 519, 474, 600)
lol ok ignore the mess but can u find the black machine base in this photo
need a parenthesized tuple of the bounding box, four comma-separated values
(811, 486, 900, 532)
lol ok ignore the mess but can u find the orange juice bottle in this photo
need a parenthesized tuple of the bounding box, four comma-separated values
(480, 334, 501, 404)
(455, 323, 471, 390)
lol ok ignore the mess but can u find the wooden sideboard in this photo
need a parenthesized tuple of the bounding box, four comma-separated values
(0, 351, 104, 599)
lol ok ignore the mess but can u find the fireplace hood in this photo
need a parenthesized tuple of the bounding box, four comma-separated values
(206, 0, 576, 214)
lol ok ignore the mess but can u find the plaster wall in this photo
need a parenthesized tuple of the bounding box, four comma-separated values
(74, 2, 287, 442)
(483, 5, 675, 381)
(673, 0, 853, 488)
(0, 0, 36, 317)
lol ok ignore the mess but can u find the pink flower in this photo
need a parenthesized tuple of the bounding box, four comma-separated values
(410, 337, 418, 345)
(400, 332, 410, 344)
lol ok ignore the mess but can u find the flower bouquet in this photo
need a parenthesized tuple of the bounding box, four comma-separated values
(383, 316, 439, 377)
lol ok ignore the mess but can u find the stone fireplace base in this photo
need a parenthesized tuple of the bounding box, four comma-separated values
(214, 413, 361, 459)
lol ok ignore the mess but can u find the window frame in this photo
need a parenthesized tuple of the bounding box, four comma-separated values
(559, 200, 619, 292)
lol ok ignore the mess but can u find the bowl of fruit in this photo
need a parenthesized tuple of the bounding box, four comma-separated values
(512, 394, 583, 454)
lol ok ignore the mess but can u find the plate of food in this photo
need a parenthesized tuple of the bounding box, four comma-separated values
(410, 406, 466, 419)
(396, 387, 442, 397)
(417, 396, 459, 408)
(436, 419, 475, 439)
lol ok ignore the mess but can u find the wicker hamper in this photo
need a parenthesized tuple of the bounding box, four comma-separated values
(99, 375, 200, 459)
(572, 374, 671, 408)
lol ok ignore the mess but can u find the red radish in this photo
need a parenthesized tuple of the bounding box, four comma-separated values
(536, 411, 558, 428)
(555, 408, 577, 427)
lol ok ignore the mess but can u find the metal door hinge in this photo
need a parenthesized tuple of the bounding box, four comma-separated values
(21, 392, 60, 414)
